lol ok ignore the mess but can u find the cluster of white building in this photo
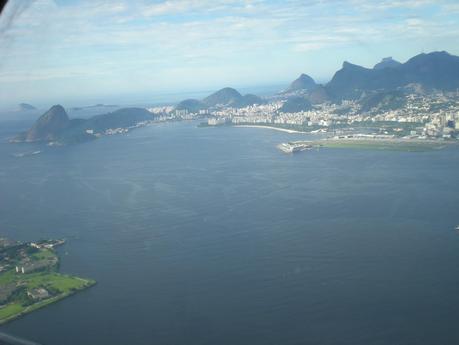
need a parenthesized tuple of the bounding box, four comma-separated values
(203, 94, 459, 139)
(91, 92, 458, 140)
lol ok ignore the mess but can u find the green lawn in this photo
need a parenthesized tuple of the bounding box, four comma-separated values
(31, 248, 55, 260)
(0, 247, 95, 324)
(0, 303, 23, 320)
(0, 271, 16, 285)
(23, 272, 94, 292)
(0, 272, 95, 324)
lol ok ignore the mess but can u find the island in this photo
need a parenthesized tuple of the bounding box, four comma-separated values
(18, 103, 37, 111)
(0, 238, 95, 325)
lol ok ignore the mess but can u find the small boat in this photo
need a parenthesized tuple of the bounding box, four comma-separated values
(455, 225, 459, 231)
(12, 150, 41, 158)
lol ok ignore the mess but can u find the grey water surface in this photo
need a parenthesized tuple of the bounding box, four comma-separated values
(0, 121, 458, 345)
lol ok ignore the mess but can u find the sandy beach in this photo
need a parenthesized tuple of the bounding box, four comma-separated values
(233, 125, 308, 134)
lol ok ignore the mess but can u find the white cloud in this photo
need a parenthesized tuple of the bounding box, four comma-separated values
(0, 0, 459, 104)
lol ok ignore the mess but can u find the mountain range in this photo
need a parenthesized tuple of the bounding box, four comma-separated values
(175, 87, 264, 112)
(277, 50, 459, 109)
(11, 50, 459, 144)
(325, 51, 459, 101)
(174, 51, 459, 114)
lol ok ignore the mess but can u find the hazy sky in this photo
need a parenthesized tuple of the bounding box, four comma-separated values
(1, 0, 459, 108)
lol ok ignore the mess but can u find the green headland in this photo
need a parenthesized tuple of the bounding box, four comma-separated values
(0, 238, 95, 325)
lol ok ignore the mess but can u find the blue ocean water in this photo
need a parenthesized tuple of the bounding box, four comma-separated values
(0, 121, 459, 345)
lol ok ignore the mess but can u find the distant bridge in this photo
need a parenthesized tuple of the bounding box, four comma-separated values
(0, 332, 43, 345)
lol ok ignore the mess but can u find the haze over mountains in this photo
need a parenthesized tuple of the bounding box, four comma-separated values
(175, 87, 265, 112)
(11, 51, 459, 145)
(325, 51, 459, 100)
(274, 51, 459, 109)
(286, 74, 317, 92)
(373, 57, 402, 70)
(16, 105, 69, 142)
(17, 103, 36, 111)
(176, 51, 459, 112)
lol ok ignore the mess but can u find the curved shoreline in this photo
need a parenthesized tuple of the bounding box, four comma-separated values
(0, 278, 96, 326)
(232, 125, 308, 134)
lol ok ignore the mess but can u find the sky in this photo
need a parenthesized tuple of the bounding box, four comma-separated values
(1, 0, 459, 108)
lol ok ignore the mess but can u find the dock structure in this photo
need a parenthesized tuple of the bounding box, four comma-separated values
(277, 141, 313, 153)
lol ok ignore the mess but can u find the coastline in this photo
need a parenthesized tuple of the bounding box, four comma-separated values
(323, 136, 452, 144)
(322, 137, 455, 148)
(0, 242, 96, 326)
(275, 135, 458, 154)
(277, 137, 454, 153)
(0, 277, 96, 326)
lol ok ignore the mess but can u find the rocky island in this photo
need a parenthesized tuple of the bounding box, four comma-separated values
(11, 105, 159, 145)
(0, 238, 95, 325)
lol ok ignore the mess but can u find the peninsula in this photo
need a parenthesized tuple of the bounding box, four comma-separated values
(277, 136, 451, 154)
(0, 238, 95, 325)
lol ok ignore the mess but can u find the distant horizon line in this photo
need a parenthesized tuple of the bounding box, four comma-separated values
(1, 49, 455, 113)
(0, 81, 294, 113)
